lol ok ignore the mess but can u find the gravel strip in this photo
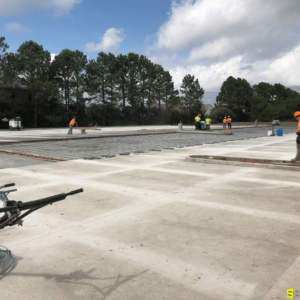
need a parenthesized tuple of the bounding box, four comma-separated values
(0, 153, 51, 169)
(0, 127, 296, 161)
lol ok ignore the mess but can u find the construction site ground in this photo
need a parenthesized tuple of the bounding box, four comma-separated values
(0, 125, 299, 300)
(0, 123, 278, 144)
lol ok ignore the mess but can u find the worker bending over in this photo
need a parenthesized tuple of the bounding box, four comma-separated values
(195, 114, 201, 130)
(291, 111, 300, 162)
(223, 117, 227, 129)
(227, 116, 232, 128)
(205, 117, 211, 130)
(68, 117, 77, 135)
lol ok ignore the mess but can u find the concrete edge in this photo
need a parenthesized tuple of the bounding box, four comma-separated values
(185, 157, 300, 172)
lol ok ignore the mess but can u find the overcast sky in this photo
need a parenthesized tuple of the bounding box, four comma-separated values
(1, 0, 300, 104)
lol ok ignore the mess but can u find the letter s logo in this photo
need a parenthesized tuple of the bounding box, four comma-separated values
(287, 289, 294, 299)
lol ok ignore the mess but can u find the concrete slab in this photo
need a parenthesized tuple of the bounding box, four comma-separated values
(0, 126, 179, 144)
(0, 133, 300, 299)
(0, 125, 288, 144)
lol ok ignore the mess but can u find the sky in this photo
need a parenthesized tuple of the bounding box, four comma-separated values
(1, 0, 300, 104)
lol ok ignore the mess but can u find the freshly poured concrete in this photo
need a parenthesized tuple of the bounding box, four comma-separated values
(0, 126, 180, 143)
(0, 133, 299, 300)
(0, 124, 265, 144)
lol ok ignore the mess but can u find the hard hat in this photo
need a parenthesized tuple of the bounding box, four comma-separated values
(294, 111, 300, 117)
(228, 116, 230, 118)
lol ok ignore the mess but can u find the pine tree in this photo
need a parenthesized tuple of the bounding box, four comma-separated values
(17, 41, 58, 127)
(180, 74, 204, 123)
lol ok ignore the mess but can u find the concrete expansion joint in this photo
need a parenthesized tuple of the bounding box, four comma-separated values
(186, 156, 300, 172)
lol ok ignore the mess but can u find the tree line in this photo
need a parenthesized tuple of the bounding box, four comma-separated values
(211, 76, 300, 122)
(0, 37, 204, 128)
(1, 37, 298, 128)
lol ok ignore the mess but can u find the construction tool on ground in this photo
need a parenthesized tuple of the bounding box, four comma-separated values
(75, 127, 88, 134)
(0, 183, 83, 275)
(0, 183, 83, 229)
(74, 122, 86, 134)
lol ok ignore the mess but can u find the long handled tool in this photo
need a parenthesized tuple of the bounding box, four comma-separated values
(0, 183, 83, 229)
(0, 184, 83, 275)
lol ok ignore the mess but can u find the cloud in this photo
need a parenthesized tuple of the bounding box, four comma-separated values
(85, 28, 125, 53)
(150, 0, 300, 63)
(147, 0, 300, 102)
(4, 23, 31, 33)
(50, 53, 57, 62)
(0, 0, 81, 16)
(168, 43, 300, 93)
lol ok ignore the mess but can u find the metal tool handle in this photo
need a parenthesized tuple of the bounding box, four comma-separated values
(18, 188, 83, 210)
(0, 188, 83, 213)
(0, 183, 15, 189)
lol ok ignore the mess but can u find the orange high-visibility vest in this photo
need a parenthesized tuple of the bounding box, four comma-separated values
(298, 120, 300, 132)
(223, 119, 227, 123)
(70, 120, 76, 126)
(227, 118, 232, 123)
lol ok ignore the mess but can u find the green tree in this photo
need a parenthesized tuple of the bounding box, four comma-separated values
(216, 76, 253, 121)
(0, 39, 20, 120)
(70, 50, 88, 114)
(137, 55, 152, 123)
(163, 71, 180, 112)
(52, 49, 88, 120)
(180, 74, 204, 123)
(16, 40, 58, 127)
(105, 52, 122, 124)
(86, 52, 120, 126)
(251, 82, 300, 121)
(153, 64, 165, 112)
(210, 106, 236, 123)
(144, 61, 156, 111)
(0, 37, 9, 84)
(116, 53, 129, 111)
(0, 38, 18, 100)
(126, 53, 140, 111)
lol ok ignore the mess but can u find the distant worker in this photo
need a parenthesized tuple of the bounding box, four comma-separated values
(205, 117, 211, 130)
(223, 117, 227, 129)
(68, 117, 77, 135)
(227, 116, 232, 129)
(195, 114, 201, 130)
(291, 111, 300, 162)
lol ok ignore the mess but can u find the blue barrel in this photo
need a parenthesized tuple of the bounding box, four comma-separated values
(277, 127, 283, 136)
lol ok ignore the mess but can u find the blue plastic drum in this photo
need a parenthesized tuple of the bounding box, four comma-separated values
(277, 127, 283, 136)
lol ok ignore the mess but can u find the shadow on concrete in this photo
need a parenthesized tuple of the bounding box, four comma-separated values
(2, 263, 148, 300)
(0, 254, 24, 277)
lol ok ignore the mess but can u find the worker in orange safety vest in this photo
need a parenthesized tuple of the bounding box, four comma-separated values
(227, 116, 232, 129)
(223, 117, 227, 129)
(291, 111, 300, 162)
(68, 117, 77, 135)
